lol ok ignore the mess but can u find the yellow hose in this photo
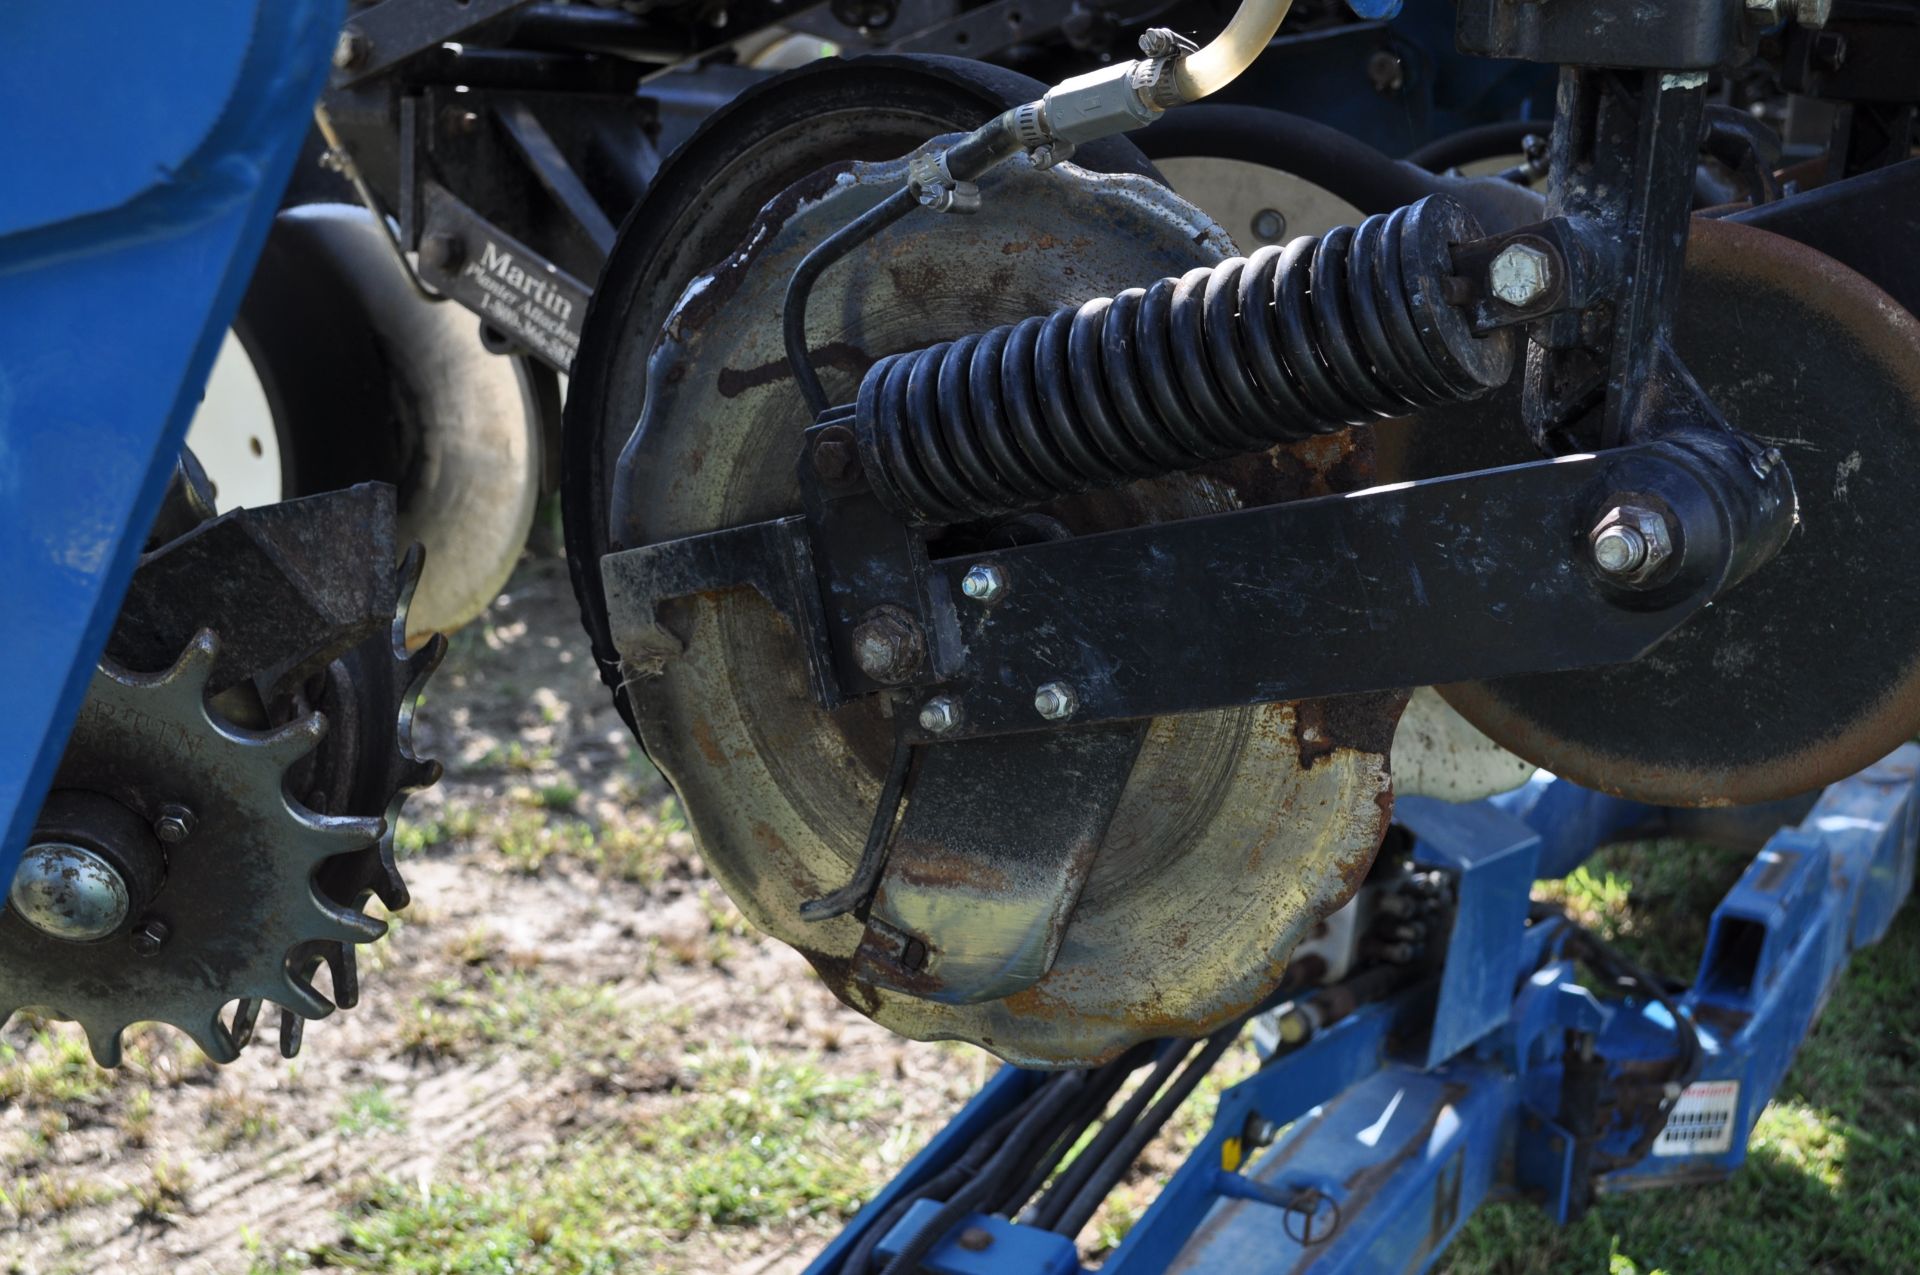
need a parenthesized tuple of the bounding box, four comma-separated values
(1173, 0, 1296, 101)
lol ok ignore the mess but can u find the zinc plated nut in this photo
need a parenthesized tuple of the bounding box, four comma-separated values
(918, 696, 962, 734)
(1588, 505, 1674, 584)
(1034, 681, 1078, 721)
(960, 563, 1007, 603)
(1489, 242, 1553, 307)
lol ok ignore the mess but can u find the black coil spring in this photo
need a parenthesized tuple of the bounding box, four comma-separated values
(852, 194, 1513, 526)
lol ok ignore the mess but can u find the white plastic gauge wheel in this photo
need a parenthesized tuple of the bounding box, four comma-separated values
(186, 330, 289, 512)
(1152, 155, 1367, 247)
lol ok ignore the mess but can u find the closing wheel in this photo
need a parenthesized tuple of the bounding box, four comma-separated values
(569, 59, 1405, 1065)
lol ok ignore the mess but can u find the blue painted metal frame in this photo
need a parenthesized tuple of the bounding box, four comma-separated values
(812, 749, 1920, 1274)
(0, 0, 344, 879)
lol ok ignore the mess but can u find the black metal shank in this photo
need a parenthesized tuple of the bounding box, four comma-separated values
(600, 428, 1794, 741)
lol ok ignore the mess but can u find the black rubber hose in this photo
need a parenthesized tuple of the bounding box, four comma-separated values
(878, 1072, 1090, 1275)
(1049, 1024, 1245, 1241)
(1024, 1038, 1192, 1231)
(1136, 103, 1443, 216)
(784, 187, 921, 417)
(838, 1100, 1032, 1275)
(1405, 120, 1545, 173)
(995, 1040, 1159, 1218)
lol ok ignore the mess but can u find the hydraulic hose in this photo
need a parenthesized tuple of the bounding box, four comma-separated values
(1175, 0, 1297, 101)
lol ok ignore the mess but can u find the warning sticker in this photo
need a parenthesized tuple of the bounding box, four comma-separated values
(1652, 1080, 1740, 1157)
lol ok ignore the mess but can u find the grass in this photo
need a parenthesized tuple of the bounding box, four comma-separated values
(0, 1172, 119, 1221)
(202, 1088, 277, 1150)
(404, 795, 687, 887)
(256, 1046, 888, 1274)
(0, 1030, 113, 1107)
(395, 967, 631, 1068)
(338, 1087, 404, 1137)
(131, 1159, 194, 1225)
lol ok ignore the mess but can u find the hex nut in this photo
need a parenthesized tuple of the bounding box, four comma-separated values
(1034, 681, 1079, 721)
(810, 425, 861, 485)
(1588, 505, 1674, 584)
(130, 918, 170, 957)
(153, 803, 196, 845)
(960, 563, 1007, 603)
(918, 696, 962, 734)
(1489, 242, 1554, 308)
(956, 1226, 995, 1252)
(851, 609, 926, 684)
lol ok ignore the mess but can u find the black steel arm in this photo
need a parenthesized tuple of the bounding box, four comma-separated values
(600, 425, 1795, 740)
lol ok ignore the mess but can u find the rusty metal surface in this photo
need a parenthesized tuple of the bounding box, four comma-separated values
(608, 142, 1403, 1066)
(1387, 217, 1920, 805)
(852, 724, 1146, 1005)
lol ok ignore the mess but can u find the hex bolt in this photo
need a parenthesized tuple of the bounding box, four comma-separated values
(956, 1226, 995, 1252)
(1251, 208, 1288, 243)
(1590, 523, 1647, 575)
(1034, 681, 1079, 721)
(1245, 1115, 1281, 1148)
(153, 804, 196, 845)
(1794, 0, 1833, 26)
(130, 919, 171, 957)
(331, 28, 369, 71)
(918, 696, 962, 734)
(960, 563, 1007, 603)
(1489, 242, 1554, 307)
(810, 425, 861, 485)
(418, 233, 466, 273)
(1588, 504, 1674, 585)
(851, 609, 926, 684)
